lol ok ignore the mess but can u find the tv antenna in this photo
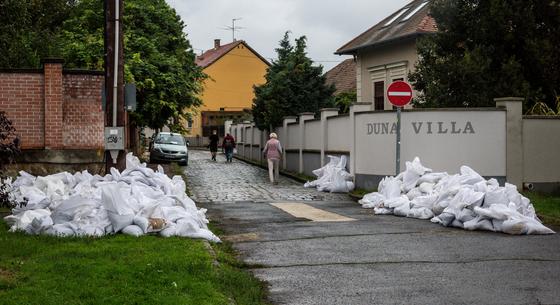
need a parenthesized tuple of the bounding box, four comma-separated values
(222, 18, 244, 42)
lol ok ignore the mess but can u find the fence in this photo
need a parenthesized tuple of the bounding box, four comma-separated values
(228, 98, 560, 193)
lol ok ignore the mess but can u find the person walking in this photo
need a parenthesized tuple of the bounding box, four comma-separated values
(262, 132, 283, 184)
(222, 133, 236, 163)
(208, 130, 219, 161)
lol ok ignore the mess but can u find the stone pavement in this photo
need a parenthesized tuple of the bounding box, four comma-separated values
(185, 149, 560, 305)
(184, 150, 349, 203)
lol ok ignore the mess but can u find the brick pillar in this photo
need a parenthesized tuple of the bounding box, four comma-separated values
(43, 58, 64, 149)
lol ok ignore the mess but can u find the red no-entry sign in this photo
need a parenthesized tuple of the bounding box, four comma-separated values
(387, 81, 413, 107)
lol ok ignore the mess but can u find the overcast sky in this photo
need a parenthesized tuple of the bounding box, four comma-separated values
(166, 0, 411, 71)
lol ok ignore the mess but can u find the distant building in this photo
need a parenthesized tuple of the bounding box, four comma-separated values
(336, 0, 436, 110)
(189, 39, 270, 138)
(324, 58, 356, 96)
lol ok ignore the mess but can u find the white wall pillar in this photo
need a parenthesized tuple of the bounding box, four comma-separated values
(320, 108, 339, 166)
(282, 116, 297, 169)
(495, 97, 524, 189)
(349, 103, 372, 176)
(299, 112, 315, 173)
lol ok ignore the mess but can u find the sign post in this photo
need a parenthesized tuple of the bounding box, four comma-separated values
(387, 81, 413, 175)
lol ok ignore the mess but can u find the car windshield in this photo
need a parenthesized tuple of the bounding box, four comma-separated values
(155, 134, 185, 145)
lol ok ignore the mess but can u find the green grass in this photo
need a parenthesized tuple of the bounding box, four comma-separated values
(524, 192, 560, 226)
(0, 223, 269, 305)
(350, 188, 377, 198)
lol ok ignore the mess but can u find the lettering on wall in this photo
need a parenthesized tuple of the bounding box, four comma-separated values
(366, 121, 475, 135)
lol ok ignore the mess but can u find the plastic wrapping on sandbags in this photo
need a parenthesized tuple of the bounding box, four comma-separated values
(359, 157, 554, 235)
(2, 153, 220, 242)
(304, 155, 355, 193)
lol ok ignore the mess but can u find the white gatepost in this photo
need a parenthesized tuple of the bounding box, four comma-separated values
(299, 112, 316, 173)
(495, 97, 524, 189)
(282, 116, 297, 170)
(320, 108, 339, 166)
(349, 102, 372, 176)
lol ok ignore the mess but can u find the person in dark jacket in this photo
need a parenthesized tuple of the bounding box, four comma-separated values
(208, 130, 219, 161)
(222, 133, 236, 163)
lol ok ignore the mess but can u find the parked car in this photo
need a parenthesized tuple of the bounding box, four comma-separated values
(149, 132, 189, 166)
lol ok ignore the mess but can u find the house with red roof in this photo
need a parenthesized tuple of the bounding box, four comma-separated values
(336, 0, 436, 110)
(188, 39, 269, 139)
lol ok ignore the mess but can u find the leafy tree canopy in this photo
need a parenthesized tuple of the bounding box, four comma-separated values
(0, 0, 205, 132)
(409, 0, 560, 109)
(252, 32, 335, 130)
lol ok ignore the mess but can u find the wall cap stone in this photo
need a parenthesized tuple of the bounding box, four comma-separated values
(41, 58, 65, 64)
(320, 108, 339, 112)
(494, 97, 524, 103)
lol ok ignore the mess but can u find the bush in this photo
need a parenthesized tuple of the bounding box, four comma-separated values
(0, 111, 21, 209)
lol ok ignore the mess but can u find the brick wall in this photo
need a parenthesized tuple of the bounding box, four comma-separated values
(0, 72, 45, 148)
(0, 60, 104, 150)
(63, 73, 104, 148)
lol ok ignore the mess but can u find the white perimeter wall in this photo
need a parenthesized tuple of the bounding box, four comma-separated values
(304, 120, 321, 150)
(355, 110, 506, 176)
(327, 116, 351, 152)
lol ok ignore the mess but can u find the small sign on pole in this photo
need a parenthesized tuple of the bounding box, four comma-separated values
(387, 81, 413, 175)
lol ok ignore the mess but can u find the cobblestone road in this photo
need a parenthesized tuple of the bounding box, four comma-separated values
(184, 150, 350, 203)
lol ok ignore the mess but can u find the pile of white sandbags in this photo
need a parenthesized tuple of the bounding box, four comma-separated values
(304, 155, 355, 193)
(359, 157, 555, 235)
(2, 153, 220, 242)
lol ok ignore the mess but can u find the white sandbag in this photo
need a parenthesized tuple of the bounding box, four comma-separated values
(380, 177, 402, 199)
(463, 217, 495, 231)
(359, 192, 385, 209)
(46, 223, 76, 236)
(51, 196, 98, 224)
(418, 182, 435, 194)
(122, 224, 144, 237)
(402, 157, 432, 192)
(28, 214, 54, 234)
(4, 209, 51, 232)
(406, 188, 423, 200)
(133, 216, 149, 233)
(407, 207, 434, 219)
(373, 207, 393, 215)
(459, 166, 484, 185)
(393, 200, 411, 217)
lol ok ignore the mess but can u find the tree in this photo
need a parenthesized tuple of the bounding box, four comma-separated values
(409, 0, 560, 109)
(0, 112, 21, 209)
(60, 0, 205, 131)
(0, 0, 75, 68)
(252, 32, 335, 130)
(333, 91, 357, 114)
(0, 0, 205, 132)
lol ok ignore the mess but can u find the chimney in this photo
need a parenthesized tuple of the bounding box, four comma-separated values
(214, 39, 221, 49)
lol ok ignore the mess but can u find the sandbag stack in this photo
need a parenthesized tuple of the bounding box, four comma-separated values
(3, 153, 220, 242)
(304, 155, 355, 193)
(359, 157, 554, 235)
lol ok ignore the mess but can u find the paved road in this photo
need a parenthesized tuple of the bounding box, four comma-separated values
(186, 150, 560, 305)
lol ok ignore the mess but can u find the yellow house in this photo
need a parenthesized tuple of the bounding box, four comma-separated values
(188, 39, 269, 139)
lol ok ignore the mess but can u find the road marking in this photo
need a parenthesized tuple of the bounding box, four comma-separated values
(271, 202, 356, 222)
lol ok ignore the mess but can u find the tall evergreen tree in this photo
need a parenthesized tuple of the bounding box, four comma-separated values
(409, 0, 560, 109)
(252, 32, 335, 130)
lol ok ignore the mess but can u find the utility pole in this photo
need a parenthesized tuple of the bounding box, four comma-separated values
(104, 0, 126, 172)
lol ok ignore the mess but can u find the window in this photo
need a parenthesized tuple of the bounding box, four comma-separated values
(374, 81, 385, 110)
(383, 8, 409, 26)
(401, 1, 428, 22)
(187, 119, 193, 128)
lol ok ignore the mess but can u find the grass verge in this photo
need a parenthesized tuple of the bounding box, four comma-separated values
(0, 221, 269, 305)
(524, 192, 560, 226)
